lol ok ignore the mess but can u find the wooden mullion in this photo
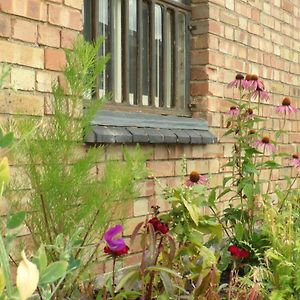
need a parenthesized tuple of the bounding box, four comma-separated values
(149, 1, 156, 107)
(136, 0, 143, 105)
(122, 0, 129, 104)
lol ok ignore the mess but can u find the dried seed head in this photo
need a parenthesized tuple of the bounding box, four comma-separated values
(249, 129, 256, 135)
(251, 74, 259, 81)
(245, 74, 252, 81)
(292, 154, 299, 159)
(247, 108, 253, 115)
(230, 106, 237, 110)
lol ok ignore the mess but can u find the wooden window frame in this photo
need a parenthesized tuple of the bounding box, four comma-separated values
(84, 0, 191, 117)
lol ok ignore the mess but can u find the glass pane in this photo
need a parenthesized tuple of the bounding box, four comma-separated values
(142, 1, 149, 106)
(155, 5, 163, 108)
(177, 12, 186, 107)
(165, 10, 174, 108)
(128, 0, 137, 105)
(112, 0, 122, 103)
(98, 0, 108, 96)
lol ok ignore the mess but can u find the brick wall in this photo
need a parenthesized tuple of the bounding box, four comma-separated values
(1, 0, 300, 272)
(190, 0, 300, 194)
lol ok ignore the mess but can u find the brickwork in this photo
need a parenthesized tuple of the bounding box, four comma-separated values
(1, 0, 300, 271)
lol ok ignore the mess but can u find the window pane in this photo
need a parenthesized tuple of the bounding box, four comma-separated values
(128, 0, 137, 105)
(177, 12, 186, 108)
(98, 0, 108, 96)
(165, 10, 174, 108)
(155, 5, 163, 108)
(142, 1, 149, 106)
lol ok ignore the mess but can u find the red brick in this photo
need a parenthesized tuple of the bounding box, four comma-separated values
(61, 29, 78, 49)
(48, 4, 82, 30)
(192, 4, 209, 19)
(45, 48, 66, 71)
(64, 0, 83, 10)
(0, 14, 11, 38)
(38, 24, 61, 47)
(190, 82, 209, 97)
(220, 11, 238, 26)
(12, 19, 37, 43)
(0, 40, 43, 68)
(191, 50, 209, 65)
(281, 0, 294, 14)
(0, 0, 47, 21)
(147, 161, 175, 177)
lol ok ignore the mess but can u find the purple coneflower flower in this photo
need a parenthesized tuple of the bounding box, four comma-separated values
(252, 88, 270, 102)
(227, 73, 247, 89)
(253, 136, 276, 154)
(245, 108, 254, 119)
(275, 97, 297, 114)
(103, 224, 129, 256)
(186, 171, 207, 187)
(227, 106, 240, 116)
(291, 154, 300, 170)
(247, 74, 265, 91)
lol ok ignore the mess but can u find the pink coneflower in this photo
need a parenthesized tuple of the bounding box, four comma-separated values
(227, 106, 240, 116)
(247, 74, 265, 91)
(253, 136, 276, 153)
(275, 97, 297, 114)
(252, 88, 270, 102)
(186, 171, 207, 187)
(227, 73, 247, 89)
(291, 154, 300, 170)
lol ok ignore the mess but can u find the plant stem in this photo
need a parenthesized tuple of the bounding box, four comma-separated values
(112, 257, 116, 295)
(209, 206, 232, 240)
(278, 176, 298, 212)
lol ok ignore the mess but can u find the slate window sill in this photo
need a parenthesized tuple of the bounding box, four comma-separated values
(85, 110, 217, 145)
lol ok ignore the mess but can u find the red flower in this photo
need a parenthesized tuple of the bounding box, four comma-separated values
(104, 245, 129, 256)
(148, 217, 169, 234)
(228, 245, 250, 259)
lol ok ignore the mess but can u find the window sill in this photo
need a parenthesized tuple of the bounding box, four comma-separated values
(85, 110, 217, 145)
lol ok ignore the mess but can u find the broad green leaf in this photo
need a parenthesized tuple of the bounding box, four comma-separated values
(234, 223, 244, 241)
(264, 161, 281, 168)
(160, 271, 174, 297)
(0, 132, 13, 148)
(188, 229, 203, 248)
(208, 189, 216, 208)
(0, 269, 5, 296)
(115, 269, 139, 292)
(7, 211, 26, 229)
(243, 184, 253, 205)
(39, 261, 68, 285)
(182, 199, 200, 225)
(0, 157, 9, 185)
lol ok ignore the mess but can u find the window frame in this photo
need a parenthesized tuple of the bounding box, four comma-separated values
(84, 0, 191, 117)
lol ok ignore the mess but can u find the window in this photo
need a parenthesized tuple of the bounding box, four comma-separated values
(84, 0, 191, 116)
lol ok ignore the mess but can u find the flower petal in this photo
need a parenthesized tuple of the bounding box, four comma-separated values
(16, 251, 39, 300)
(104, 224, 123, 242)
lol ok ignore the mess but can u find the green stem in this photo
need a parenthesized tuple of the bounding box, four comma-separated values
(278, 176, 298, 212)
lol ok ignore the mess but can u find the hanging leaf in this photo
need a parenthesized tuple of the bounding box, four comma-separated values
(160, 271, 174, 297)
(7, 211, 26, 229)
(234, 223, 244, 241)
(0, 132, 13, 148)
(208, 189, 216, 208)
(182, 199, 200, 225)
(0, 268, 5, 296)
(0, 157, 9, 185)
(33, 245, 48, 273)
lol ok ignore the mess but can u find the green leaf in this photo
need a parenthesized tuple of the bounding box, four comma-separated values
(39, 261, 68, 285)
(264, 161, 281, 168)
(208, 189, 216, 208)
(115, 269, 139, 292)
(182, 199, 200, 225)
(7, 211, 26, 229)
(0, 269, 5, 296)
(0, 132, 13, 148)
(160, 271, 174, 297)
(146, 266, 181, 278)
(234, 223, 244, 241)
(243, 184, 253, 205)
(34, 245, 48, 273)
(188, 229, 203, 248)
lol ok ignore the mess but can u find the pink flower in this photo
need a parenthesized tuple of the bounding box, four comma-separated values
(103, 225, 129, 257)
(227, 73, 248, 89)
(228, 245, 250, 259)
(275, 97, 297, 114)
(253, 136, 276, 154)
(291, 154, 300, 171)
(186, 171, 207, 187)
(227, 106, 240, 117)
(246, 74, 265, 91)
(252, 88, 270, 102)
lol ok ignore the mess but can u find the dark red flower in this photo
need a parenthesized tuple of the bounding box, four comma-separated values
(148, 217, 169, 234)
(104, 245, 129, 256)
(228, 245, 250, 259)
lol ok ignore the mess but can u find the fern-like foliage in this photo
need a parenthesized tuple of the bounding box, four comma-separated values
(12, 37, 147, 294)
